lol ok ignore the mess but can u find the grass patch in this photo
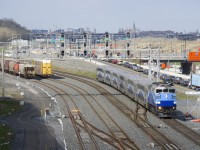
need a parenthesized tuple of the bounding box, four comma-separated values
(53, 66, 96, 79)
(0, 100, 21, 116)
(0, 88, 23, 100)
(0, 124, 13, 150)
(176, 91, 198, 100)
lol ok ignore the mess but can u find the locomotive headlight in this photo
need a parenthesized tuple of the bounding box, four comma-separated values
(158, 106, 162, 110)
(173, 101, 177, 104)
(156, 101, 161, 104)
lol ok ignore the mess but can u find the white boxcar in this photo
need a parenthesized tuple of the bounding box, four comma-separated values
(19, 63, 35, 78)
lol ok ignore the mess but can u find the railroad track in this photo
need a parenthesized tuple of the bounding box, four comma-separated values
(53, 71, 181, 150)
(33, 80, 100, 150)
(47, 78, 139, 150)
(163, 119, 200, 146)
(34, 79, 140, 150)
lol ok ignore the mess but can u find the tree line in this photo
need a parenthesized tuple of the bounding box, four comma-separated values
(0, 18, 30, 42)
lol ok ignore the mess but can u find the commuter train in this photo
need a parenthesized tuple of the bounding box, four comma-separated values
(0, 59, 52, 78)
(96, 66, 177, 117)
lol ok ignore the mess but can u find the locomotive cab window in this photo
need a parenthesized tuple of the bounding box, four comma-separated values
(163, 89, 168, 92)
(156, 89, 162, 93)
(169, 89, 175, 93)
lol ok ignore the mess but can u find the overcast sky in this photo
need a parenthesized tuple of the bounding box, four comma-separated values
(1, 0, 200, 33)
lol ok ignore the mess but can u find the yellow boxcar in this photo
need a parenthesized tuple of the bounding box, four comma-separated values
(34, 59, 52, 77)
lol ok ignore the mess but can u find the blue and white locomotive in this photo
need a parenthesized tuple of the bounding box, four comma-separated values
(96, 66, 177, 117)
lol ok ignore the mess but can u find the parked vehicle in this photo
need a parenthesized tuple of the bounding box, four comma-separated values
(111, 59, 118, 64)
(163, 77, 173, 86)
(136, 66, 143, 72)
(129, 64, 137, 70)
(143, 69, 148, 75)
(108, 58, 113, 63)
(100, 57, 107, 61)
(173, 77, 183, 84)
(117, 60, 123, 65)
(132, 65, 139, 71)
(169, 76, 175, 81)
(195, 87, 200, 91)
(189, 73, 200, 89)
(180, 79, 189, 86)
(160, 74, 168, 80)
(123, 62, 130, 68)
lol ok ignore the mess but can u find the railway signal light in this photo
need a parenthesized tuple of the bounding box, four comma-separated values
(61, 50, 64, 56)
(127, 50, 130, 56)
(105, 50, 108, 56)
(106, 41, 108, 47)
(127, 43, 130, 47)
(61, 42, 64, 47)
(61, 33, 64, 38)
(105, 32, 109, 38)
(61, 33, 65, 47)
(83, 32, 87, 38)
(84, 42, 86, 47)
(84, 50, 87, 56)
(127, 32, 130, 38)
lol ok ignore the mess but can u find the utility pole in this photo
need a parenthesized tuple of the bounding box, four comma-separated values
(1, 46, 5, 97)
(46, 33, 48, 57)
(157, 43, 161, 82)
(148, 47, 152, 80)
(29, 33, 32, 57)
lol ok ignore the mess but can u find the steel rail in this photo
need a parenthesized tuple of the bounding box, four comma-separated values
(53, 71, 181, 150)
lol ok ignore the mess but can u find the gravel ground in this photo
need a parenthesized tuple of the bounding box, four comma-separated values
(147, 113, 200, 149)
(49, 74, 161, 149)
(37, 78, 117, 149)
(31, 80, 80, 150)
(45, 79, 117, 149)
(52, 58, 200, 149)
(1, 57, 200, 149)
(52, 58, 97, 73)
(0, 75, 66, 150)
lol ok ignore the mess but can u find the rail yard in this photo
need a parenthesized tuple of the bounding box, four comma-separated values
(1, 0, 200, 149)
(0, 55, 200, 150)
